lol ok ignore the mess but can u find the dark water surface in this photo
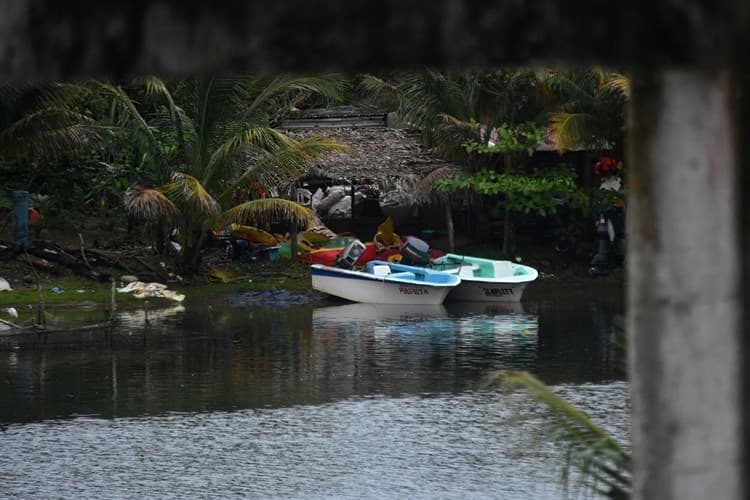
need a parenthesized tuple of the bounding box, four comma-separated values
(0, 283, 627, 499)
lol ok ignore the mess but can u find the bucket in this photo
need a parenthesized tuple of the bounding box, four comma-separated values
(267, 246, 280, 261)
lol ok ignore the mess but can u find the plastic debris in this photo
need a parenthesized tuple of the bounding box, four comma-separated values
(117, 281, 185, 302)
(120, 275, 139, 284)
(51, 287, 64, 294)
(0, 277, 11, 291)
(7, 307, 18, 318)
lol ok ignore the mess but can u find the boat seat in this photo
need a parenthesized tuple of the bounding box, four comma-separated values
(458, 265, 477, 278)
(388, 271, 416, 280)
(372, 264, 391, 277)
(492, 261, 514, 278)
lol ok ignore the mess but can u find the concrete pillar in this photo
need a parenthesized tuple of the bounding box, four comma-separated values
(627, 70, 742, 499)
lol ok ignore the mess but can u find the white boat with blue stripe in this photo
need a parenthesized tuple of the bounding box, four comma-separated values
(311, 260, 461, 305)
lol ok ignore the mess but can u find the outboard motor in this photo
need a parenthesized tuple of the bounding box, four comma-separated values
(400, 236, 431, 265)
(334, 239, 367, 268)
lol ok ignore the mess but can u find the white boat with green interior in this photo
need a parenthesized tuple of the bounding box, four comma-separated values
(429, 253, 538, 302)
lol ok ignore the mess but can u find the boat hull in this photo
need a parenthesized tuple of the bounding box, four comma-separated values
(429, 254, 538, 303)
(311, 266, 454, 305)
(448, 280, 529, 302)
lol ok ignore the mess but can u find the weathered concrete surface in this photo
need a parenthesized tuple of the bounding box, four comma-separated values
(0, 0, 735, 80)
(627, 70, 741, 499)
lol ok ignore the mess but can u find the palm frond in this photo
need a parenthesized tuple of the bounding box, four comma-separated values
(496, 371, 631, 499)
(137, 76, 188, 160)
(549, 112, 595, 153)
(414, 166, 462, 205)
(239, 74, 348, 124)
(124, 186, 179, 220)
(203, 127, 301, 190)
(221, 198, 319, 228)
(162, 172, 220, 217)
(602, 73, 631, 100)
(358, 74, 400, 110)
(219, 136, 347, 205)
(0, 108, 101, 159)
(93, 81, 166, 163)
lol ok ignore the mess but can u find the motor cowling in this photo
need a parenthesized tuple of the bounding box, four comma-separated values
(335, 239, 367, 268)
(400, 236, 431, 265)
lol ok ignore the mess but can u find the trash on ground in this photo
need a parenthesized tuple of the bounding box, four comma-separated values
(51, 287, 64, 294)
(0, 277, 12, 291)
(117, 281, 186, 302)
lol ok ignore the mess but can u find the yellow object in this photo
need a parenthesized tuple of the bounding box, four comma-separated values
(229, 223, 277, 247)
(297, 234, 316, 253)
(300, 230, 331, 245)
(387, 254, 403, 263)
(373, 216, 403, 252)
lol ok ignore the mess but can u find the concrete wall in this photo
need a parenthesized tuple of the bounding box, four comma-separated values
(0, 1, 734, 81)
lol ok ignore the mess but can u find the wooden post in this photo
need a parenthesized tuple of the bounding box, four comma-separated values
(445, 197, 455, 253)
(110, 278, 117, 319)
(24, 250, 45, 326)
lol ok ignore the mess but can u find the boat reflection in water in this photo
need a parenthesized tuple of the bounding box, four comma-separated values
(312, 302, 448, 323)
(444, 301, 539, 336)
(312, 300, 540, 379)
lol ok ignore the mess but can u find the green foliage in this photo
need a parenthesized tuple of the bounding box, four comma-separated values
(0, 192, 11, 211)
(463, 122, 545, 157)
(359, 69, 544, 163)
(120, 75, 349, 271)
(591, 186, 626, 213)
(437, 166, 587, 217)
(542, 68, 628, 153)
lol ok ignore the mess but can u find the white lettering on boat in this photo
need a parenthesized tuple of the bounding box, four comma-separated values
(399, 287, 429, 295)
(482, 287, 514, 296)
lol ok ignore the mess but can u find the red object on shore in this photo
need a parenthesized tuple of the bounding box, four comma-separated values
(300, 239, 445, 267)
(28, 208, 40, 225)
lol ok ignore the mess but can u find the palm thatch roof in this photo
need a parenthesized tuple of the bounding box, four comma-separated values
(282, 126, 459, 187)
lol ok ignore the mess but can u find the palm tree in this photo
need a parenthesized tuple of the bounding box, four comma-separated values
(0, 83, 101, 163)
(360, 69, 546, 254)
(124, 74, 349, 271)
(360, 68, 544, 164)
(543, 68, 629, 154)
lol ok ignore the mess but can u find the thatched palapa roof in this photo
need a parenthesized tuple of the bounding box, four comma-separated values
(279, 106, 460, 187)
(284, 127, 458, 186)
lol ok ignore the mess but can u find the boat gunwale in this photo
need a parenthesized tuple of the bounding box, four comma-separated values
(431, 254, 539, 284)
(310, 263, 460, 288)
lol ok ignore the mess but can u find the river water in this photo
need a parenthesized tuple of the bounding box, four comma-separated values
(0, 284, 627, 499)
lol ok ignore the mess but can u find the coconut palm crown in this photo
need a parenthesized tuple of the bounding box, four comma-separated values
(125, 74, 348, 271)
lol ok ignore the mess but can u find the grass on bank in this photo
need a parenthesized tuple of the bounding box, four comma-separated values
(0, 257, 314, 308)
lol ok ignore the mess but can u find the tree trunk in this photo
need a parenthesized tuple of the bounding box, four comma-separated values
(179, 229, 206, 273)
(502, 205, 510, 256)
(445, 198, 455, 253)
